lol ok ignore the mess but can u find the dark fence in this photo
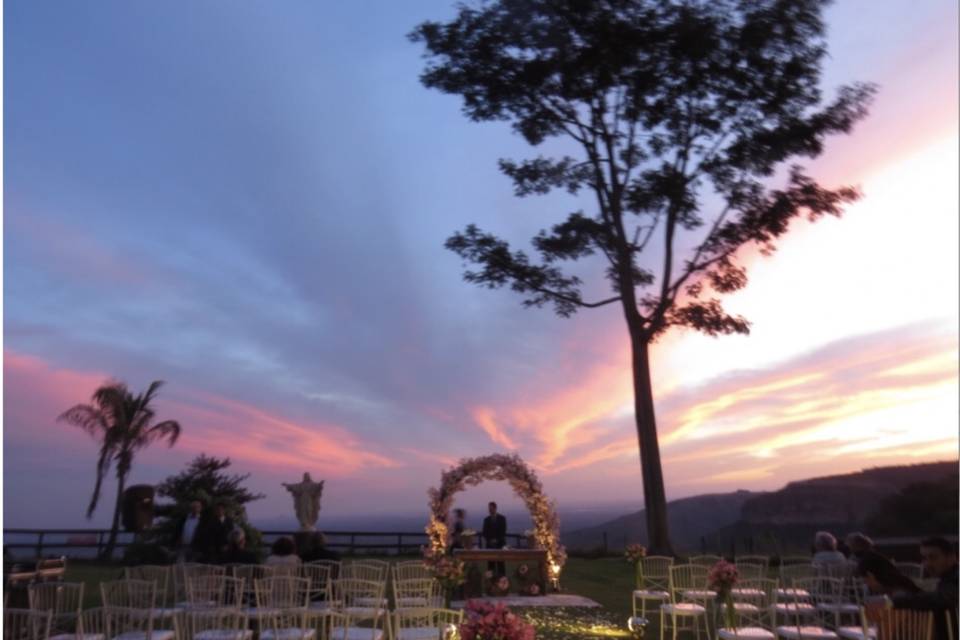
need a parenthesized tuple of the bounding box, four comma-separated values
(3, 528, 529, 561)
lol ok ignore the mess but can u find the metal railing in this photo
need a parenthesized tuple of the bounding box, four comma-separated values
(3, 528, 529, 560)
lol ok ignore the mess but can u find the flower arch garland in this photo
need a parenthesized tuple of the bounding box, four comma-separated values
(426, 453, 567, 578)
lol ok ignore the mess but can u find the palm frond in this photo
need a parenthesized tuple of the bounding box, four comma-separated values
(57, 404, 107, 437)
(142, 380, 166, 402)
(145, 420, 182, 447)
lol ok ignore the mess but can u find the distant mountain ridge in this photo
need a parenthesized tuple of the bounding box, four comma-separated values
(563, 489, 759, 552)
(741, 461, 958, 525)
(564, 460, 958, 552)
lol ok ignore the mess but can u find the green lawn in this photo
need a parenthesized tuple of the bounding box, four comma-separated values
(559, 558, 634, 619)
(59, 558, 647, 639)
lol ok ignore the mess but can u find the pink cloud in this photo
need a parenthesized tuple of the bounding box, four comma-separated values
(4, 349, 399, 479)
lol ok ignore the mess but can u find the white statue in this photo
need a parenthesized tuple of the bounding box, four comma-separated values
(282, 472, 325, 531)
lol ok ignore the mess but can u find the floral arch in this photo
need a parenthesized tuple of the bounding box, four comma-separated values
(426, 453, 567, 578)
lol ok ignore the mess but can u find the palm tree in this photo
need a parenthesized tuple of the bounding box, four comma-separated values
(59, 380, 181, 559)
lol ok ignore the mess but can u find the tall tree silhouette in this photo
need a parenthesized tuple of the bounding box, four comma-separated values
(59, 380, 181, 558)
(411, 0, 875, 552)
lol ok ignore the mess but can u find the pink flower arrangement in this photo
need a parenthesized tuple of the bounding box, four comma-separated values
(624, 543, 647, 564)
(707, 560, 739, 594)
(459, 600, 535, 640)
(423, 546, 465, 589)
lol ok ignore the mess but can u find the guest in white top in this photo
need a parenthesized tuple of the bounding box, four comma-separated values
(265, 536, 302, 566)
(812, 531, 847, 565)
(179, 500, 204, 562)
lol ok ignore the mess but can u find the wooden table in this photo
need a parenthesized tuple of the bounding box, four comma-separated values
(453, 549, 549, 597)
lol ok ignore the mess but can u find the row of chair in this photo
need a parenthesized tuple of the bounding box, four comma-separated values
(7, 560, 444, 640)
(630, 560, 939, 640)
(126, 560, 433, 609)
(3, 605, 462, 640)
(664, 556, 924, 582)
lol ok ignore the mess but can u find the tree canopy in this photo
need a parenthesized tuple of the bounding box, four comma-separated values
(413, 0, 875, 337)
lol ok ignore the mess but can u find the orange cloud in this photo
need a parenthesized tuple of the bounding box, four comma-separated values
(465, 340, 633, 471)
(469, 406, 518, 451)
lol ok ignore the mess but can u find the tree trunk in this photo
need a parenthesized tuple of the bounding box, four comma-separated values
(103, 473, 126, 560)
(629, 331, 674, 556)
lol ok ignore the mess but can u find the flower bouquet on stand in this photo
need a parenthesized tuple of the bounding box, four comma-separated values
(625, 543, 647, 589)
(707, 560, 739, 630)
(424, 546, 466, 608)
(513, 564, 542, 596)
(459, 601, 535, 640)
(485, 572, 511, 597)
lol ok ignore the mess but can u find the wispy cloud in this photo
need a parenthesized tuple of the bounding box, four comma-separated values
(500, 321, 958, 486)
(4, 350, 400, 478)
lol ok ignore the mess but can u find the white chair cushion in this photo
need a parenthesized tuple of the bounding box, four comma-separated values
(344, 607, 383, 618)
(773, 603, 817, 614)
(115, 632, 176, 640)
(355, 598, 388, 607)
(634, 590, 670, 600)
(396, 597, 430, 607)
(331, 627, 384, 640)
(260, 630, 316, 640)
(195, 631, 255, 640)
(718, 628, 776, 640)
(775, 626, 838, 640)
(728, 603, 761, 613)
(51, 635, 105, 640)
(662, 603, 707, 616)
(396, 627, 440, 640)
(683, 589, 718, 600)
(732, 589, 766, 598)
(776, 589, 811, 600)
(836, 627, 877, 640)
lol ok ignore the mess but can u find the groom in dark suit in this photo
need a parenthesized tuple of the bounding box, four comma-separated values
(482, 501, 507, 576)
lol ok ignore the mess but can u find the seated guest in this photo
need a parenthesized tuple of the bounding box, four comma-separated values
(857, 552, 921, 597)
(265, 536, 301, 567)
(845, 532, 876, 560)
(222, 528, 259, 565)
(295, 531, 341, 563)
(888, 537, 958, 640)
(812, 531, 847, 565)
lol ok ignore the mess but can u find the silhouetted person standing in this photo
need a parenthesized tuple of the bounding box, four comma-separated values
(202, 503, 235, 563)
(482, 501, 507, 576)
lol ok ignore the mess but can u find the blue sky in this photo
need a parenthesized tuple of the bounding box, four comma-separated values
(4, 0, 958, 528)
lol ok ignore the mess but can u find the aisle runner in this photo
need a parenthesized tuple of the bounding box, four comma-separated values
(451, 594, 601, 608)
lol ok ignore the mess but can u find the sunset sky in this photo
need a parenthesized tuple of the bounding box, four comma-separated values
(4, 1, 958, 528)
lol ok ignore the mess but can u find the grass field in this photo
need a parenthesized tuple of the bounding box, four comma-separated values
(54, 557, 646, 638)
